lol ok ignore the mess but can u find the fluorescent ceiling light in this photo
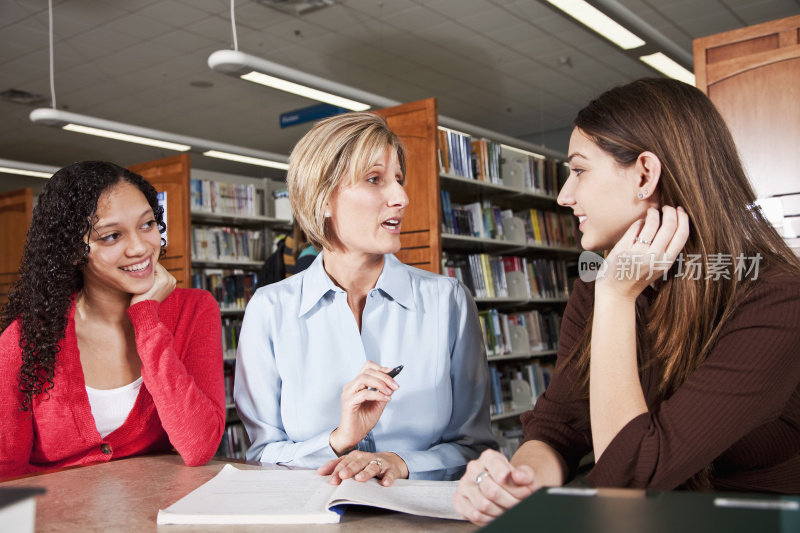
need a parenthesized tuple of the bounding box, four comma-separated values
(639, 52, 696, 85)
(0, 158, 59, 178)
(241, 72, 371, 112)
(203, 150, 289, 170)
(546, 0, 645, 50)
(30, 108, 288, 169)
(63, 124, 190, 151)
(209, 50, 392, 111)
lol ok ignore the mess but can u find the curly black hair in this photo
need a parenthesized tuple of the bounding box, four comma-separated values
(0, 161, 166, 411)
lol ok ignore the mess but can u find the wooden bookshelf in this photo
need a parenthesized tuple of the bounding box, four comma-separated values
(373, 99, 577, 458)
(0, 188, 33, 304)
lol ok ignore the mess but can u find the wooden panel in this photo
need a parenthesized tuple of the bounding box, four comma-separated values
(373, 98, 441, 273)
(708, 59, 800, 198)
(0, 188, 33, 304)
(128, 154, 191, 288)
(694, 15, 800, 199)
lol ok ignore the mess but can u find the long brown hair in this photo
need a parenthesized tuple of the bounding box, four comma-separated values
(564, 78, 800, 486)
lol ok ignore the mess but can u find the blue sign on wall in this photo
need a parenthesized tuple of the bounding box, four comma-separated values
(279, 103, 349, 128)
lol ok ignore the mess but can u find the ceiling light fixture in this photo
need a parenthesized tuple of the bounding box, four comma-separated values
(0, 158, 59, 178)
(545, 0, 645, 50)
(639, 52, 696, 85)
(29, 108, 289, 170)
(209, 50, 382, 112)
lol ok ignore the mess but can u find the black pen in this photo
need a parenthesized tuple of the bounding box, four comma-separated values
(368, 364, 403, 391)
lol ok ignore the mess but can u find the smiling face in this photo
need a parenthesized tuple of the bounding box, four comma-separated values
(558, 127, 653, 251)
(327, 145, 408, 258)
(81, 181, 162, 298)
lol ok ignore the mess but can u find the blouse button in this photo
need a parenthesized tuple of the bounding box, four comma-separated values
(101, 444, 112, 455)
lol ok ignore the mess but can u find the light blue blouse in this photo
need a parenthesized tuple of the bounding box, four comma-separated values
(234, 252, 495, 480)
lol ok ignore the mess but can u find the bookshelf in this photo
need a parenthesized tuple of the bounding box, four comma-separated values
(129, 155, 290, 459)
(374, 99, 580, 458)
(0, 188, 32, 305)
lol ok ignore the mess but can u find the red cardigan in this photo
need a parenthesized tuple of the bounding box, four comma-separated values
(0, 288, 225, 478)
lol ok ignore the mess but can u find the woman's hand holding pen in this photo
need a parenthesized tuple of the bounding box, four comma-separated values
(318, 450, 409, 487)
(328, 361, 400, 456)
(597, 206, 690, 302)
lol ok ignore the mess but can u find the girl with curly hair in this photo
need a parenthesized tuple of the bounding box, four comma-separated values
(0, 161, 225, 478)
(455, 78, 800, 525)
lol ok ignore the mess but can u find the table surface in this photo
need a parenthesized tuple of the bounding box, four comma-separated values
(1, 454, 477, 532)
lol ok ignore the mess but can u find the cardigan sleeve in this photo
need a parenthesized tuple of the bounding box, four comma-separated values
(521, 278, 595, 480)
(0, 321, 34, 478)
(587, 271, 800, 489)
(126, 290, 225, 466)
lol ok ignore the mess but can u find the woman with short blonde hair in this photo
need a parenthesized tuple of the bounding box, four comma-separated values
(236, 112, 495, 486)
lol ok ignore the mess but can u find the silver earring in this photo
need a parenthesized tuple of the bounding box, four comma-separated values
(324, 212, 331, 218)
(638, 189, 648, 199)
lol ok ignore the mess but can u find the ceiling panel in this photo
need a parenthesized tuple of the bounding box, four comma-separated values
(2, 0, 800, 191)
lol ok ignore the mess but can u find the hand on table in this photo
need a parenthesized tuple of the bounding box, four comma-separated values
(130, 262, 176, 306)
(328, 361, 400, 456)
(318, 450, 408, 487)
(453, 449, 540, 526)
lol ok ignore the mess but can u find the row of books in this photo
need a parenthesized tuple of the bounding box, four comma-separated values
(223, 360, 236, 405)
(222, 318, 243, 360)
(192, 269, 259, 311)
(216, 422, 249, 460)
(440, 193, 580, 249)
(500, 146, 569, 196)
(443, 253, 570, 300)
(440, 195, 507, 240)
(479, 308, 561, 357)
(437, 129, 569, 196)
(190, 178, 263, 217)
(489, 360, 554, 416)
(191, 226, 266, 263)
(520, 208, 580, 249)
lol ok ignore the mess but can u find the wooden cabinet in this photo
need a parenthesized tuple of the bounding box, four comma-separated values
(0, 188, 33, 304)
(694, 14, 800, 200)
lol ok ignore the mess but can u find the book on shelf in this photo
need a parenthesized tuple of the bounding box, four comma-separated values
(489, 361, 555, 417)
(480, 309, 562, 357)
(192, 269, 258, 311)
(216, 422, 249, 460)
(157, 465, 463, 525)
(191, 178, 262, 217)
(442, 253, 570, 301)
(191, 226, 265, 263)
(221, 317, 243, 359)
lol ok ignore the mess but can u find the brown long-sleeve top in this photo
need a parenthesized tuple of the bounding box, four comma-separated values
(522, 267, 800, 493)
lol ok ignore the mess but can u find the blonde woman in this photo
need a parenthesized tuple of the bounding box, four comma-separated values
(235, 112, 495, 485)
(455, 78, 800, 524)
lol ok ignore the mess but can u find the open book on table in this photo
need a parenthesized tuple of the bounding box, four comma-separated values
(157, 464, 464, 525)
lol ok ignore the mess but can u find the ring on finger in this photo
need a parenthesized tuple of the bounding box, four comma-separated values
(369, 458, 383, 474)
(636, 237, 651, 245)
(475, 470, 489, 486)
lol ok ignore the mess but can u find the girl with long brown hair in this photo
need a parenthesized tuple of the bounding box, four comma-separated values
(454, 78, 800, 525)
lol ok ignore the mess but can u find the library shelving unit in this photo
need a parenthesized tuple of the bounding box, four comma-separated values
(0, 187, 33, 305)
(374, 99, 580, 458)
(129, 154, 290, 459)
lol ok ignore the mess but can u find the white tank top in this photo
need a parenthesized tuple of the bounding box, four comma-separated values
(86, 377, 143, 438)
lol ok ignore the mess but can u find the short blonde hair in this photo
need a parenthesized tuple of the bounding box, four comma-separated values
(287, 112, 406, 251)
